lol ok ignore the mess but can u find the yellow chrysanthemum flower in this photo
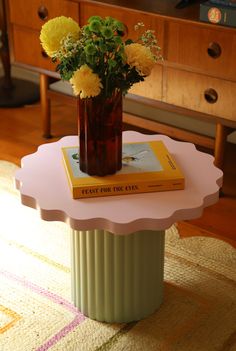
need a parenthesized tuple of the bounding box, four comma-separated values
(40, 16, 80, 57)
(125, 43, 156, 76)
(70, 65, 103, 98)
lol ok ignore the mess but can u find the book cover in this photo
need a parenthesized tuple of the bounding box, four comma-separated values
(200, 1, 236, 27)
(62, 141, 185, 199)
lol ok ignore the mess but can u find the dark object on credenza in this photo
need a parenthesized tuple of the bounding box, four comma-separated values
(209, 0, 236, 7)
(175, 0, 200, 9)
(0, 0, 39, 107)
(200, 0, 236, 27)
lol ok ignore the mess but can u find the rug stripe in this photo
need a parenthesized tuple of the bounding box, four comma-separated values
(0, 305, 21, 334)
(36, 315, 84, 351)
(95, 321, 137, 351)
(166, 251, 236, 287)
(0, 270, 86, 350)
(0, 270, 79, 314)
(0, 235, 70, 273)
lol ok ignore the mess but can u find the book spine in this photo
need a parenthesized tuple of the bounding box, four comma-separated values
(200, 2, 236, 27)
(73, 179, 185, 199)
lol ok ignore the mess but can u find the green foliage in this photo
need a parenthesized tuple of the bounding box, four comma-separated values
(53, 16, 160, 98)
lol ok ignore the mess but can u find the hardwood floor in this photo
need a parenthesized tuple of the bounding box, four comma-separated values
(0, 100, 236, 248)
(178, 141, 236, 248)
(0, 102, 77, 165)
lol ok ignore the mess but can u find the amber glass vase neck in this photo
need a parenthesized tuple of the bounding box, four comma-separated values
(78, 91, 123, 176)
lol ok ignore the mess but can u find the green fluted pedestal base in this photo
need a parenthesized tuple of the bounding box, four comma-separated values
(70, 229, 165, 323)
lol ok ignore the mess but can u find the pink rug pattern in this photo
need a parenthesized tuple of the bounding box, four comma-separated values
(0, 160, 236, 351)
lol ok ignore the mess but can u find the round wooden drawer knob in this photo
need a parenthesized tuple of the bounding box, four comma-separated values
(204, 88, 218, 104)
(38, 5, 48, 21)
(207, 42, 221, 59)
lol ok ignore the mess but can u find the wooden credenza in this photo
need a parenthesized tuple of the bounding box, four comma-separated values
(6, 0, 236, 168)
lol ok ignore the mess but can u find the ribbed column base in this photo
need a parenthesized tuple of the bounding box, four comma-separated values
(70, 229, 165, 323)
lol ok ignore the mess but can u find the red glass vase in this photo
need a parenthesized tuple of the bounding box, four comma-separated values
(78, 91, 123, 176)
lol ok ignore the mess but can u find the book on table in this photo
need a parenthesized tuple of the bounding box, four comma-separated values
(61, 140, 185, 199)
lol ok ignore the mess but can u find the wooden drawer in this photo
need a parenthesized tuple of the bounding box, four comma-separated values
(8, 0, 79, 30)
(12, 26, 55, 71)
(166, 21, 236, 81)
(164, 67, 236, 122)
(129, 64, 163, 100)
(79, 2, 164, 48)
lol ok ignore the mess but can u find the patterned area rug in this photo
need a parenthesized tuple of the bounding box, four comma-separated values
(0, 160, 236, 351)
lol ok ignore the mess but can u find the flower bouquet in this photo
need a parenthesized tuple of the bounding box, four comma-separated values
(40, 15, 161, 175)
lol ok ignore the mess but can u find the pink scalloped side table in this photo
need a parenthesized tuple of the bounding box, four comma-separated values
(15, 131, 223, 323)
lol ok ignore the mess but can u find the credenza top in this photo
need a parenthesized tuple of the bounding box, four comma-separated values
(79, 0, 201, 21)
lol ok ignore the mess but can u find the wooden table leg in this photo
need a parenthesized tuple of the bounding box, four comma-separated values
(40, 73, 51, 138)
(70, 228, 165, 323)
(214, 123, 234, 170)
